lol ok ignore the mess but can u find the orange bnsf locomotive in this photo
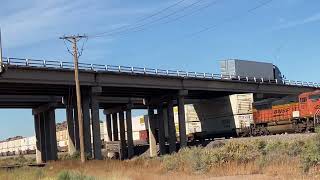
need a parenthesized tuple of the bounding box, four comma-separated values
(250, 90, 320, 136)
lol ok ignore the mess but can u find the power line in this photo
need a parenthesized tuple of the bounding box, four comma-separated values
(90, 0, 187, 38)
(90, 0, 205, 38)
(134, 0, 274, 59)
(136, 0, 187, 23)
(187, 0, 274, 38)
(91, 0, 203, 38)
(273, 39, 288, 65)
(121, 0, 221, 36)
(159, 0, 221, 25)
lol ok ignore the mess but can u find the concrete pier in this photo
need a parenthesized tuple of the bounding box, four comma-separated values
(34, 114, 43, 164)
(112, 113, 119, 141)
(33, 105, 58, 163)
(105, 113, 114, 158)
(73, 103, 80, 151)
(91, 95, 102, 160)
(105, 114, 112, 142)
(178, 95, 187, 148)
(167, 99, 176, 153)
(66, 102, 76, 155)
(148, 108, 157, 157)
(157, 104, 166, 155)
(47, 109, 58, 160)
(82, 93, 92, 158)
(119, 111, 126, 159)
(125, 109, 134, 158)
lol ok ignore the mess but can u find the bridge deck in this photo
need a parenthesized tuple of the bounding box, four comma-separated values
(0, 57, 317, 108)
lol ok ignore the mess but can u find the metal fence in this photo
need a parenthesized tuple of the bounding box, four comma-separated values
(1, 57, 319, 88)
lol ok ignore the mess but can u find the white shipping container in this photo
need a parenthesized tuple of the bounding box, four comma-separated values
(13, 139, 22, 154)
(100, 123, 105, 137)
(186, 121, 202, 134)
(132, 116, 146, 132)
(14, 139, 22, 148)
(27, 136, 36, 151)
(90, 122, 109, 143)
(20, 137, 29, 151)
(8, 140, 15, 148)
(230, 94, 253, 115)
(132, 94, 253, 139)
(58, 140, 67, 148)
(191, 93, 253, 120)
(132, 131, 140, 141)
(198, 114, 253, 136)
(2, 142, 8, 152)
(0, 142, 3, 153)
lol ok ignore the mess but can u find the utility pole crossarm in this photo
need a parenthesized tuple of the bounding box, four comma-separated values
(60, 35, 88, 57)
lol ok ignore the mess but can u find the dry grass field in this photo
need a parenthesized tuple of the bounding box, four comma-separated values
(0, 158, 318, 180)
(1, 132, 320, 179)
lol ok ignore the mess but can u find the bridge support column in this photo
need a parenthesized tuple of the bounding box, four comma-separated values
(73, 102, 80, 151)
(105, 113, 114, 158)
(119, 111, 127, 160)
(33, 106, 57, 163)
(82, 92, 92, 159)
(34, 113, 44, 164)
(167, 99, 176, 153)
(105, 114, 112, 143)
(112, 113, 119, 141)
(66, 102, 76, 156)
(148, 107, 157, 157)
(126, 108, 134, 159)
(91, 87, 103, 159)
(157, 104, 166, 155)
(47, 109, 58, 161)
(91, 92, 102, 160)
(178, 92, 187, 148)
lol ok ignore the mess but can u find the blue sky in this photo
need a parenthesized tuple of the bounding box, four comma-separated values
(1, 0, 320, 139)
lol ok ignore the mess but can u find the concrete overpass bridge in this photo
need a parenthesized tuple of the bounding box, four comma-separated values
(0, 57, 318, 163)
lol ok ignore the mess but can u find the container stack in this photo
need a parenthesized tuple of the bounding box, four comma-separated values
(179, 93, 254, 137)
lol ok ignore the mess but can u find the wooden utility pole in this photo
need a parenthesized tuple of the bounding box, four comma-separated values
(60, 35, 88, 163)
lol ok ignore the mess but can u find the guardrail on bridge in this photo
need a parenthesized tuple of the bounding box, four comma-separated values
(1, 57, 319, 88)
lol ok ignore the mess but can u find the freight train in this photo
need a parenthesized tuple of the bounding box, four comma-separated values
(183, 90, 320, 138)
(249, 90, 320, 136)
(0, 122, 108, 157)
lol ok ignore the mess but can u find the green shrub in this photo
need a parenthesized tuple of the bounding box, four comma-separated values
(59, 151, 83, 161)
(164, 143, 261, 172)
(35, 169, 45, 179)
(162, 153, 181, 171)
(57, 170, 95, 180)
(161, 137, 318, 173)
(288, 141, 304, 157)
(186, 148, 210, 172)
(299, 127, 320, 172)
(301, 138, 320, 172)
(222, 141, 260, 163)
(254, 140, 267, 155)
